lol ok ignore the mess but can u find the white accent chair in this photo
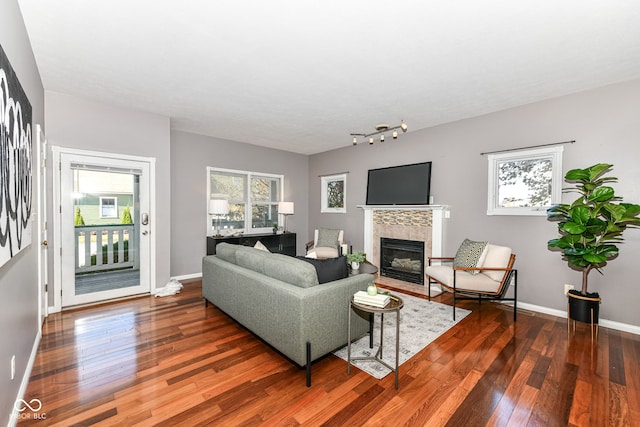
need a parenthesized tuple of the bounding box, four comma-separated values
(305, 229, 345, 258)
(425, 243, 517, 321)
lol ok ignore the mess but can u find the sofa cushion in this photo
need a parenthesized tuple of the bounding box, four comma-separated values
(453, 239, 488, 275)
(263, 254, 319, 288)
(480, 244, 512, 281)
(297, 255, 349, 284)
(236, 246, 270, 275)
(216, 242, 240, 264)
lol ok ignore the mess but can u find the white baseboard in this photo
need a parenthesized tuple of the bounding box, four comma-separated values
(171, 272, 202, 282)
(8, 329, 42, 427)
(514, 302, 640, 335)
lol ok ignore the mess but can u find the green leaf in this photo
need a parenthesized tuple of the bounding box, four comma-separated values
(562, 221, 586, 234)
(586, 163, 613, 181)
(594, 244, 619, 258)
(570, 206, 590, 225)
(588, 186, 615, 202)
(583, 253, 608, 263)
(565, 168, 589, 181)
(603, 203, 626, 222)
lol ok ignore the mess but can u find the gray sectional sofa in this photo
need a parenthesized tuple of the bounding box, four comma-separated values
(202, 243, 373, 386)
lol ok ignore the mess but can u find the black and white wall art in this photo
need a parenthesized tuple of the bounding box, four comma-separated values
(0, 44, 33, 269)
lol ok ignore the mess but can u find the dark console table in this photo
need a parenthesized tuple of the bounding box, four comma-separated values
(207, 232, 296, 256)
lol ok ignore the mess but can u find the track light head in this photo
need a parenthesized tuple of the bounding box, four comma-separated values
(352, 136, 357, 145)
(392, 130, 398, 139)
(380, 134, 385, 142)
(369, 137, 374, 145)
(400, 122, 408, 133)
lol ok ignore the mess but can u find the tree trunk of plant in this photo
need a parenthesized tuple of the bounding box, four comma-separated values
(581, 265, 592, 295)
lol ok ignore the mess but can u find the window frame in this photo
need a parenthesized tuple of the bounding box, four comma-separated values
(206, 167, 284, 235)
(487, 145, 564, 216)
(99, 196, 118, 218)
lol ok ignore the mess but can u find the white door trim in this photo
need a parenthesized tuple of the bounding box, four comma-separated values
(36, 125, 48, 323)
(51, 146, 156, 312)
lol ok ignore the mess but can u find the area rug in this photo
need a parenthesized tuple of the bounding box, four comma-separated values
(333, 293, 471, 379)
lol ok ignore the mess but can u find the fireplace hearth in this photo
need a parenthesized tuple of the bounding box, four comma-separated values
(380, 237, 424, 285)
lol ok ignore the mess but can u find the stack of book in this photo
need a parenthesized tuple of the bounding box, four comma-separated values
(353, 290, 390, 308)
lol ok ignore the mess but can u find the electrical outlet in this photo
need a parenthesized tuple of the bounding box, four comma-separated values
(11, 355, 15, 380)
(564, 284, 574, 295)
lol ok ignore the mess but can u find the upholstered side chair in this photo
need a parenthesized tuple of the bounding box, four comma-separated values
(425, 240, 518, 321)
(305, 228, 344, 258)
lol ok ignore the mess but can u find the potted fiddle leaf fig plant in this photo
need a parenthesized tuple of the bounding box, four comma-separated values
(547, 163, 640, 324)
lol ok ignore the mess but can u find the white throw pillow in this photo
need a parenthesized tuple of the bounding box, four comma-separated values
(254, 240, 270, 252)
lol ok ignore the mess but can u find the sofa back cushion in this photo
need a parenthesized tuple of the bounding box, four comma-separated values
(216, 243, 240, 264)
(236, 245, 270, 274)
(263, 254, 319, 288)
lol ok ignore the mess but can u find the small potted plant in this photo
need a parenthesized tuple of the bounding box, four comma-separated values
(272, 223, 279, 234)
(346, 251, 366, 270)
(547, 163, 640, 324)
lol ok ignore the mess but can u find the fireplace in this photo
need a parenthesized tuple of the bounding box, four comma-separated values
(380, 237, 424, 285)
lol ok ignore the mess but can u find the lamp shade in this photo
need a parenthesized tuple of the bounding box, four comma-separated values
(278, 201, 294, 215)
(209, 199, 229, 215)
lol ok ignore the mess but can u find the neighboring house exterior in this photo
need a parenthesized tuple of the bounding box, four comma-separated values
(73, 170, 136, 225)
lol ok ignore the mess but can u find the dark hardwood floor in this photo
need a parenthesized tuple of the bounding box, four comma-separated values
(18, 279, 640, 426)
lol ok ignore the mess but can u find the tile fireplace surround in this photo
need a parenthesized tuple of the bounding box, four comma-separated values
(359, 205, 447, 294)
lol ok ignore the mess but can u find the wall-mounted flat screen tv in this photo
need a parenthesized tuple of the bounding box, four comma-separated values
(366, 161, 432, 205)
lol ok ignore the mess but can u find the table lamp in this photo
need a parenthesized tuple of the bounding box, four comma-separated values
(209, 199, 229, 237)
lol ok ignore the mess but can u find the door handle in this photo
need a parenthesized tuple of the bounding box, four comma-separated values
(41, 240, 48, 246)
(141, 213, 149, 226)
(142, 231, 149, 236)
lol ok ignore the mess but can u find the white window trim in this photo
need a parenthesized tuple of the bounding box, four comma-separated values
(206, 166, 284, 235)
(99, 196, 118, 218)
(487, 145, 563, 216)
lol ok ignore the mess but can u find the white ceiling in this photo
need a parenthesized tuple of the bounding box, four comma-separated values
(17, 0, 640, 155)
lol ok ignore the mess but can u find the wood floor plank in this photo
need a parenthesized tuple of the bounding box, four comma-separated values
(18, 279, 640, 426)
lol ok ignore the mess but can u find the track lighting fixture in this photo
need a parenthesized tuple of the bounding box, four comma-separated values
(350, 121, 408, 146)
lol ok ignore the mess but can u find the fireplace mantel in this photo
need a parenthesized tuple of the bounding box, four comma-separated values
(358, 205, 448, 291)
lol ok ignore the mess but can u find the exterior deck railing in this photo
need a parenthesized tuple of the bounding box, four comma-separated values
(75, 225, 137, 274)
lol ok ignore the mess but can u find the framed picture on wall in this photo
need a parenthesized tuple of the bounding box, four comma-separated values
(0, 44, 33, 269)
(321, 173, 347, 213)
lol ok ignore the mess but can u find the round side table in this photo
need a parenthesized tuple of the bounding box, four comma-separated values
(347, 294, 404, 389)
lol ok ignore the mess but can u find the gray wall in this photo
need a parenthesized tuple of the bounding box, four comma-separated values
(45, 91, 172, 294)
(309, 79, 640, 326)
(0, 0, 45, 423)
(170, 130, 309, 276)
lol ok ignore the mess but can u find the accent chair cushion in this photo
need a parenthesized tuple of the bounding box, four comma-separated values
(316, 228, 341, 249)
(453, 239, 488, 275)
(425, 265, 501, 293)
(297, 255, 349, 284)
(481, 244, 512, 281)
(309, 246, 340, 259)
